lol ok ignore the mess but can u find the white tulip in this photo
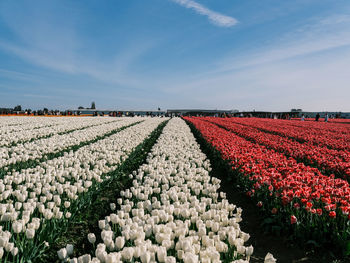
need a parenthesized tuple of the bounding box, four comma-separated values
(110, 203, 116, 211)
(98, 220, 106, 230)
(157, 246, 167, 262)
(78, 254, 92, 263)
(25, 228, 35, 239)
(140, 251, 151, 263)
(57, 248, 68, 260)
(11, 247, 19, 256)
(66, 244, 74, 256)
(115, 236, 125, 250)
(12, 221, 22, 234)
(121, 247, 134, 261)
(264, 252, 277, 263)
(88, 233, 96, 244)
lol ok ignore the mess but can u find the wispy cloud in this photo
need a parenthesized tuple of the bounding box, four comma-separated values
(158, 14, 350, 111)
(0, 68, 39, 82)
(204, 14, 350, 74)
(0, 37, 157, 89)
(171, 0, 237, 27)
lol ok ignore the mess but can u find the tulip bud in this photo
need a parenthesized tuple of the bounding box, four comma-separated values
(88, 233, 96, 244)
(157, 247, 167, 262)
(11, 247, 18, 256)
(121, 247, 134, 261)
(98, 220, 106, 230)
(264, 252, 277, 263)
(66, 244, 74, 256)
(12, 221, 22, 234)
(115, 236, 125, 250)
(110, 203, 116, 211)
(57, 248, 68, 260)
(25, 228, 35, 239)
(140, 251, 151, 263)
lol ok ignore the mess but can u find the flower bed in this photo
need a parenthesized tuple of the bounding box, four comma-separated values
(0, 118, 141, 168)
(203, 117, 350, 178)
(228, 117, 350, 151)
(61, 118, 259, 263)
(0, 118, 117, 147)
(0, 118, 166, 261)
(185, 117, 350, 254)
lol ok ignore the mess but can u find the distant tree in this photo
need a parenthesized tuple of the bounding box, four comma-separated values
(78, 106, 84, 109)
(91, 102, 96, 109)
(43, 108, 49, 114)
(14, 105, 22, 111)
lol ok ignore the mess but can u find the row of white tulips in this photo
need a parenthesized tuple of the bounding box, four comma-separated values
(0, 117, 116, 147)
(0, 118, 167, 260)
(60, 118, 276, 263)
(0, 117, 100, 134)
(0, 118, 141, 168)
(0, 116, 64, 129)
(0, 117, 61, 133)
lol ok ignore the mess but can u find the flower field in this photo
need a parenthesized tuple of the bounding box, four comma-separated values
(1, 115, 349, 262)
(61, 118, 257, 263)
(184, 117, 350, 257)
(0, 117, 170, 261)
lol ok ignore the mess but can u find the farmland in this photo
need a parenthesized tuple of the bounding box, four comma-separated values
(0, 116, 349, 262)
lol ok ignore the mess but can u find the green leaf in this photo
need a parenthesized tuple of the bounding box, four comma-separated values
(262, 217, 274, 225)
(306, 240, 321, 248)
(346, 241, 350, 256)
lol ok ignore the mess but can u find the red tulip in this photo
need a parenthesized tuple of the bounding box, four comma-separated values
(329, 211, 336, 218)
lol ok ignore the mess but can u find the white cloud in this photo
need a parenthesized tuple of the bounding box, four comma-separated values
(213, 14, 350, 73)
(171, 0, 237, 27)
(0, 36, 156, 89)
(158, 14, 350, 111)
(161, 50, 350, 111)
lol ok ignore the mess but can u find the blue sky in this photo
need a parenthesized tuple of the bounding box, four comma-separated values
(0, 0, 350, 111)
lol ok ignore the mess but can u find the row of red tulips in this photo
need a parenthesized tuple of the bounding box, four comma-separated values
(184, 117, 350, 251)
(290, 118, 350, 125)
(230, 117, 350, 151)
(203, 117, 350, 179)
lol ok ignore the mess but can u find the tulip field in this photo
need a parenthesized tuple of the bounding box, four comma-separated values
(185, 117, 350, 258)
(0, 116, 349, 262)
